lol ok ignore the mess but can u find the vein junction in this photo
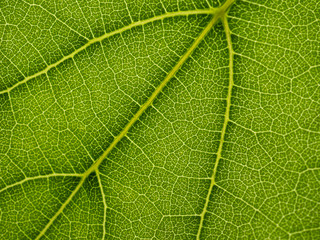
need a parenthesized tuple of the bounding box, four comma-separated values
(0, 9, 214, 95)
(32, 0, 236, 238)
(196, 10, 235, 239)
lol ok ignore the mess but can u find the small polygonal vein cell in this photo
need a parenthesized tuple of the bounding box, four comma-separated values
(0, 0, 319, 239)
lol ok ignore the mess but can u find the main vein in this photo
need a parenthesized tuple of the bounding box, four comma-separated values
(35, 11, 221, 240)
(0, 9, 216, 95)
(196, 12, 235, 240)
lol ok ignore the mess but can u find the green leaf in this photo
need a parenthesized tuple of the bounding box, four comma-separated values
(0, 0, 319, 239)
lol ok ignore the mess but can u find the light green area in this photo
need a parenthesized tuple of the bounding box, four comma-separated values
(0, 0, 319, 239)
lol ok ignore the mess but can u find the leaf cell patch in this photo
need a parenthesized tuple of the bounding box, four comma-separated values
(0, 0, 319, 239)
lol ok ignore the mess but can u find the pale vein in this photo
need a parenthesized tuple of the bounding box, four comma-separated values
(0, 9, 216, 95)
(196, 10, 235, 240)
(34, 8, 222, 239)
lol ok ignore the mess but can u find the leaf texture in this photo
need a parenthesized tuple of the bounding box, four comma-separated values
(0, 0, 319, 239)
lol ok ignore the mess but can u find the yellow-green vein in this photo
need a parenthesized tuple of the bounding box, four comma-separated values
(35, 12, 222, 240)
(196, 12, 235, 240)
(0, 9, 216, 95)
(35, 176, 86, 240)
(96, 169, 107, 240)
(0, 173, 83, 194)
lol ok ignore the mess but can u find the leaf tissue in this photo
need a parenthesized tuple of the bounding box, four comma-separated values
(0, 0, 319, 239)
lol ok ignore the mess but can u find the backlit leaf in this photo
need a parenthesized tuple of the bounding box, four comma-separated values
(0, 0, 319, 239)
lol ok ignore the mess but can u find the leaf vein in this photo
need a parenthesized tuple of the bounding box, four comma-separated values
(33, 10, 220, 239)
(0, 9, 216, 95)
(196, 11, 235, 239)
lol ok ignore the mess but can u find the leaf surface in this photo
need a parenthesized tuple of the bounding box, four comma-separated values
(0, 0, 319, 239)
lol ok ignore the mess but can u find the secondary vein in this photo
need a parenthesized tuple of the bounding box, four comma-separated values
(0, 173, 82, 194)
(34, 11, 221, 239)
(0, 9, 216, 95)
(196, 12, 235, 239)
(96, 169, 107, 240)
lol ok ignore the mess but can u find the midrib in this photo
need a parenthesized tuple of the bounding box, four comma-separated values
(34, 0, 235, 238)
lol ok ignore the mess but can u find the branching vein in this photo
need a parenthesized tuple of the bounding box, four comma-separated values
(34, 8, 222, 239)
(0, 9, 216, 95)
(196, 5, 235, 239)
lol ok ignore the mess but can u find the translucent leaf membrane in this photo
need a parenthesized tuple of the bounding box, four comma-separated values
(0, 0, 319, 239)
(0, 176, 81, 239)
